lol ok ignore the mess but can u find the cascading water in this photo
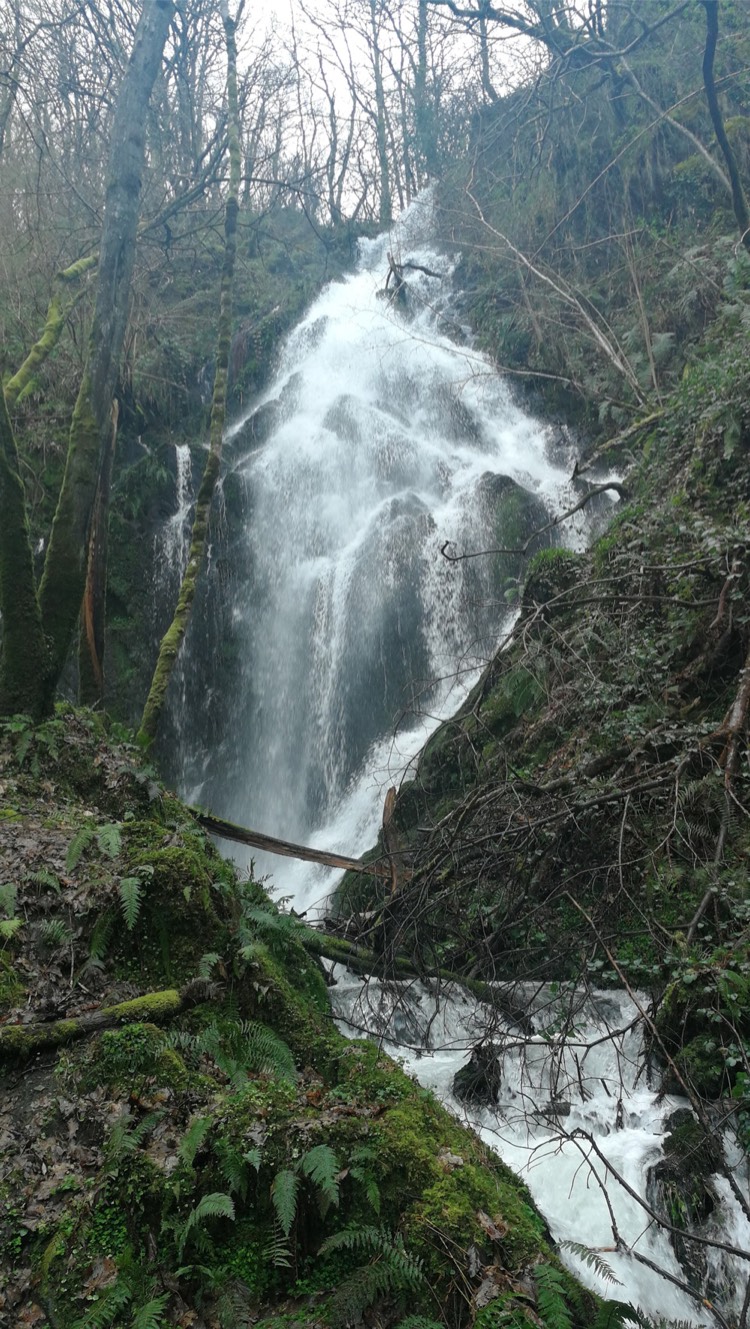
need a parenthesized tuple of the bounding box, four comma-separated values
(326, 972, 750, 1325)
(173, 191, 581, 905)
(169, 193, 748, 1324)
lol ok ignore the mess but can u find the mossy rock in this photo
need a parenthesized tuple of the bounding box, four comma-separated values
(647, 1109, 720, 1295)
(79, 1022, 189, 1095)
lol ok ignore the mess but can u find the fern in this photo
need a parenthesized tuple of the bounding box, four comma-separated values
(241, 1020, 297, 1082)
(40, 918, 73, 948)
(271, 1168, 299, 1238)
(592, 1303, 646, 1329)
(0, 918, 23, 940)
(28, 868, 61, 894)
(104, 1111, 163, 1174)
(244, 1145, 262, 1172)
(72, 1274, 133, 1328)
(89, 908, 117, 963)
(350, 1145, 381, 1215)
(119, 877, 143, 931)
(130, 1296, 169, 1329)
(97, 823, 122, 858)
(179, 1115, 213, 1167)
(198, 951, 221, 978)
(301, 1143, 340, 1213)
(216, 1138, 254, 1200)
(176, 1192, 235, 1258)
(322, 1231, 424, 1329)
(534, 1265, 573, 1329)
(66, 825, 96, 873)
(264, 1221, 292, 1269)
(559, 1241, 622, 1287)
(0, 882, 17, 916)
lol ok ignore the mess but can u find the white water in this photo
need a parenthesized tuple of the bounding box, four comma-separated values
(171, 194, 750, 1323)
(186, 191, 583, 909)
(327, 972, 749, 1325)
(162, 442, 194, 579)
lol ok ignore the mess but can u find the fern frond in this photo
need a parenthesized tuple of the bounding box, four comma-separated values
(130, 1295, 169, 1329)
(177, 1192, 235, 1258)
(118, 877, 143, 932)
(216, 1139, 252, 1200)
(66, 825, 96, 873)
(0, 882, 18, 916)
(72, 1273, 133, 1328)
(264, 1222, 291, 1268)
(198, 951, 221, 978)
(271, 1168, 299, 1238)
(559, 1241, 622, 1287)
(534, 1265, 573, 1329)
(97, 823, 122, 859)
(40, 918, 73, 948)
(240, 1020, 297, 1082)
(179, 1115, 213, 1167)
(592, 1301, 647, 1329)
(89, 908, 117, 963)
(0, 917, 23, 940)
(301, 1143, 340, 1212)
(104, 1111, 163, 1172)
(28, 868, 61, 893)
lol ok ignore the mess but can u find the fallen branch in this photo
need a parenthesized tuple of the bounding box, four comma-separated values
(192, 808, 406, 881)
(0, 982, 210, 1061)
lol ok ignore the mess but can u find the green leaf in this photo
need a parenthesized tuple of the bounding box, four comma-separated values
(118, 877, 143, 932)
(66, 825, 96, 873)
(271, 1168, 299, 1238)
(301, 1143, 340, 1211)
(97, 823, 122, 858)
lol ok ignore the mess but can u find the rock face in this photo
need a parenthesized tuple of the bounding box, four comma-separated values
(453, 1041, 503, 1104)
(647, 1109, 722, 1300)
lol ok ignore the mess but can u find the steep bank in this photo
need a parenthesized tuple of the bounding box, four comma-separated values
(0, 709, 625, 1329)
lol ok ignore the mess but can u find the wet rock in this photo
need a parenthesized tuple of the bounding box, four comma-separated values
(647, 1109, 721, 1299)
(453, 1042, 502, 1105)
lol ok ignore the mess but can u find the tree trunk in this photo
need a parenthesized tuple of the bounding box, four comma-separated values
(37, 0, 174, 693)
(369, 0, 393, 227)
(138, 3, 241, 749)
(700, 0, 750, 252)
(79, 402, 119, 706)
(0, 388, 52, 719)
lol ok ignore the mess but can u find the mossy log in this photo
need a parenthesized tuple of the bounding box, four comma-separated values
(302, 929, 535, 1031)
(0, 982, 208, 1061)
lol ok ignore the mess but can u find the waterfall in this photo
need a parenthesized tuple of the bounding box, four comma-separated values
(168, 194, 750, 1325)
(173, 191, 581, 907)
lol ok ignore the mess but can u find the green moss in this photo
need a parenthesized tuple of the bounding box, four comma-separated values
(82, 1021, 188, 1093)
(0, 954, 23, 1012)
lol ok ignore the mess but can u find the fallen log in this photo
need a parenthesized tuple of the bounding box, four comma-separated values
(301, 931, 535, 1032)
(191, 808, 406, 881)
(0, 981, 210, 1061)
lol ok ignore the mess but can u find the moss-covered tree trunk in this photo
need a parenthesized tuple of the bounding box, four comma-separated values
(137, 4, 241, 750)
(3, 255, 98, 410)
(79, 402, 119, 706)
(0, 388, 52, 718)
(37, 0, 174, 695)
